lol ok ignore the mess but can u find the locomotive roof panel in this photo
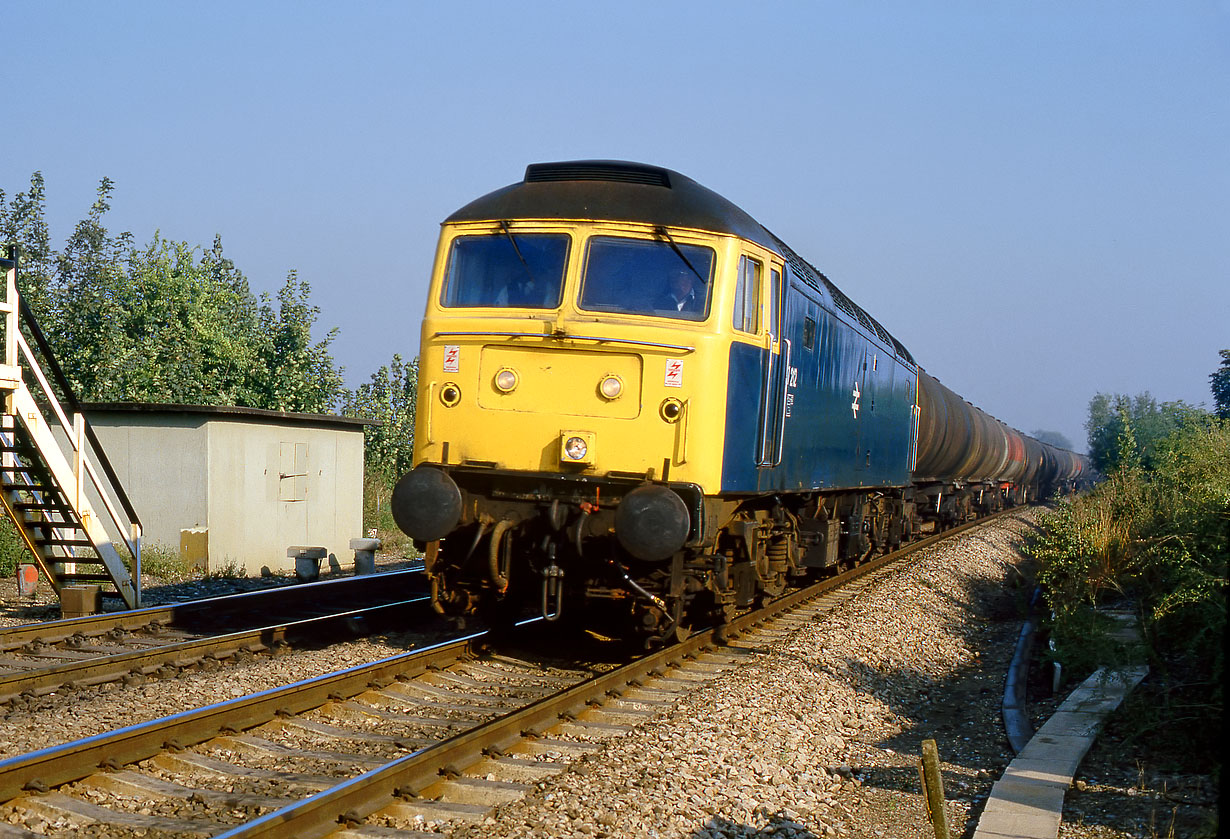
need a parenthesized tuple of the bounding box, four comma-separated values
(446, 160, 778, 250)
(446, 160, 912, 363)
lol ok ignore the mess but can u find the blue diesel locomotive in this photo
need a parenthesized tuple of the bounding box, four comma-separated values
(393, 161, 1089, 642)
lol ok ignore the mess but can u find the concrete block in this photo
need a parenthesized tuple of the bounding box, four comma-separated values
(983, 777, 1066, 815)
(1017, 734, 1093, 777)
(180, 528, 209, 573)
(61, 585, 102, 618)
(288, 546, 327, 581)
(1000, 760, 1074, 788)
(350, 537, 381, 575)
(1036, 709, 1106, 738)
(973, 806, 1063, 838)
(974, 618, 1150, 839)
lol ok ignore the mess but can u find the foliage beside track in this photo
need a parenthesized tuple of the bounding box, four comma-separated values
(1213, 349, 1230, 419)
(339, 354, 419, 549)
(1028, 398, 1228, 771)
(1, 173, 343, 412)
(0, 519, 27, 578)
(339, 354, 418, 484)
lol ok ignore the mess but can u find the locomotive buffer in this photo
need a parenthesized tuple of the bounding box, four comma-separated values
(0, 246, 142, 609)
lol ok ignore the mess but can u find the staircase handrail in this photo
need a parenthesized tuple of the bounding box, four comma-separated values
(14, 297, 143, 557)
(13, 328, 140, 560)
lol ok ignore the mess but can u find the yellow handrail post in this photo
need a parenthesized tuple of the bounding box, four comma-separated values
(73, 412, 85, 512)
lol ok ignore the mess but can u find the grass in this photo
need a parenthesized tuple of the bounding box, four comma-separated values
(363, 473, 418, 559)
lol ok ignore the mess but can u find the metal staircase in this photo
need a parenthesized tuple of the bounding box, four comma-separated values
(0, 246, 142, 609)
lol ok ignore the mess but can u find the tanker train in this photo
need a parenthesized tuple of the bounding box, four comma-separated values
(393, 161, 1090, 642)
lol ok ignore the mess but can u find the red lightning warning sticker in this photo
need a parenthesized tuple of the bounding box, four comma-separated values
(664, 359, 684, 388)
(443, 345, 460, 373)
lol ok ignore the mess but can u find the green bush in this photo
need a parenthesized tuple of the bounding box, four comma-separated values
(0, 516, 30, 577)
(1028, 418, 1228, 768)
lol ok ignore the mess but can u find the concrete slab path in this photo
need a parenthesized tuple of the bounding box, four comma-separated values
(973, 610, 1148, 839)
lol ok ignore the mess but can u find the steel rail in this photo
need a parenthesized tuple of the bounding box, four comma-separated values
(0, 509, 1017, 832)
(0, 631, 485, 801)
(219, 640, 710, 838)
(0, 595, 432, 703)
(0, 567, 427, 650)
(214, 510, 1021, 838)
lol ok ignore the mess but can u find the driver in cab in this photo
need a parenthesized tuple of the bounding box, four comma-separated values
(656, 267, 703, 315)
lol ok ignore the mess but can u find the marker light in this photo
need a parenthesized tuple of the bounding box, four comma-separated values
(564, 436, 588, 460)
(440, 384, 462, 407)
(494, 368, 518, 392)
(660, 398, 683, 422)
(598, 375, 623, 400)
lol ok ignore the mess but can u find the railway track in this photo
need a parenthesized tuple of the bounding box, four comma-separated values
(0, 512, 1009, 838)
(0, 570, 430, 705)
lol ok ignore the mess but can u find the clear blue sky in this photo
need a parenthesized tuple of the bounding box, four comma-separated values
(4, 1, 1227, 452)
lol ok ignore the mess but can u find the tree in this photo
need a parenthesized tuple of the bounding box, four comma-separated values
(1030, 429, 1074, 450)
(340, 354, 418, 483)
(253, 271, 344, 413)
(2, 173, 343, 412)
(1212, 349, 1230, 420)
(1085, 391, 1209, 474)
(0, 171, 54, 313)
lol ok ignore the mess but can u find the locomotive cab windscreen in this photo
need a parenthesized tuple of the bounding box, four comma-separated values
(440, 231, 569, 309)
(579, 236, 714, 321)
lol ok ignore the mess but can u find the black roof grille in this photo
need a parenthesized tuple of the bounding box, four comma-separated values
(769, 231, 914, 364)
(524, 161, 672, 188)
(891, 336, 915, 364)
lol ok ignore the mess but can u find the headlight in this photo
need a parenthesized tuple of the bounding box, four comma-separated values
(559, 431, 595, 464)
(598, 375, 623, 400)
(494, 368, 518, 392)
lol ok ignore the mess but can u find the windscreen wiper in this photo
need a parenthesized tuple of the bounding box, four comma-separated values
(499, 220, 538, 287)
(655, 225, 707, 285)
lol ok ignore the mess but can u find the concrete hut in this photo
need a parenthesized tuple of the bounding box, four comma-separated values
(80, 403, 369, 577)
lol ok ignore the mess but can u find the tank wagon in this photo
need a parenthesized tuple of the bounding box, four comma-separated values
(393, 161, 1090, 642)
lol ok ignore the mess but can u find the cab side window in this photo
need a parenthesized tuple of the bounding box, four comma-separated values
(767, 267, 782, 341)
(734, 255, 761, 334)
